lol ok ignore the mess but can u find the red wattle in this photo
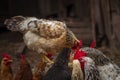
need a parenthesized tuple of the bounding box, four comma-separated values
(79, 58, 86, 70)
(74, 49, 86, 70)
(74, 50, 86, 59)
(46, 52, 53, 60)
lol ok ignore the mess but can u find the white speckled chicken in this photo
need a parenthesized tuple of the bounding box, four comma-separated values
(73, 40, 120, 80)
(4, 16, 78, 62)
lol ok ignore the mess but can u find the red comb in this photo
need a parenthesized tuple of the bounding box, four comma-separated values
(74, 50, 86, 59)
(72, 40, 83, 50)
(2, 53, 11, 59)
(90, 40, 96, 48)
(74, 50, 86, 70)
(73, 40, 86, 70)
(21, 54, 25, 59)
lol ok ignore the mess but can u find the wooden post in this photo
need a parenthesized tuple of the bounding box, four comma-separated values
(101, 0, 111, 39)
(90, 0, 96, 41)
(100, 0, 114, 48)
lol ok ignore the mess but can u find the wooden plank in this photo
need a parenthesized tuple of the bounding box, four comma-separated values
(90, 0, 96, 41)
(67, 22, 91, 28)
(101, 0, 115, 48)
(75, 33, 93, 45)
(112, 14, 120, 43)
(101, 0, 111, 38)
(75, 33, 93, 39)
(70, 28, 92, 34)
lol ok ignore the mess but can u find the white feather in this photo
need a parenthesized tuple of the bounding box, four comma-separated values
(82, 57, 101, 80)
(19, 17, 38, 31)
(97, 63, 120, 80)
(72, 59, 83, 80)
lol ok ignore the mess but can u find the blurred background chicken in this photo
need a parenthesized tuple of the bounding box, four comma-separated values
(0, 53, 13, 80)
(42, 48, 71, 80)
(13, 55, 33, 80)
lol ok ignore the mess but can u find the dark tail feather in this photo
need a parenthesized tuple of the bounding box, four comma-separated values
(4, 16, 25, 31)
(55, 48, 71, 63)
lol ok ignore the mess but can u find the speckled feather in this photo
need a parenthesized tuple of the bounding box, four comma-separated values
(82, 57, 101, 80)
(81, 47, 120, 80)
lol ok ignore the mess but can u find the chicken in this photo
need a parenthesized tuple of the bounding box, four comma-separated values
(42, 48, 71, 80)
(4, 16, 78, 53)
(73, 40, 120, 80)
(4, 16, 78, 65)
(81, 48, 120, 80)
(13, 55, 33, 80)
(0, 53, 13, 80)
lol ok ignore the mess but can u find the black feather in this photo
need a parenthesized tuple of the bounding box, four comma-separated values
(42, 48, 71, 80)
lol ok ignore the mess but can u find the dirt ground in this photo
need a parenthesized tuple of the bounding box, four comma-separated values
(0, 31, 120, 74)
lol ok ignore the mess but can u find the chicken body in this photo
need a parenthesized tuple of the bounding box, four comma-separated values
(5, 16, 78, 55)
(0, 54, 13, 80)
(81, 47, 120, 80)
(72, 40, 120, 80)
(42, 48, 71, 80)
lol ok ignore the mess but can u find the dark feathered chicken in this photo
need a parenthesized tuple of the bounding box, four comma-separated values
(42, 48, 71, 80)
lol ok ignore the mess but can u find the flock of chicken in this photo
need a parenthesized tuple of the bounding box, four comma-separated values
(0, 16, 120, 80)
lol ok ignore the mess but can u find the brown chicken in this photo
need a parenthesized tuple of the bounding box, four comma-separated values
(33, 54, 46, 80)
(0, 53, 13, 80)
(13, 55, 33, 80)
(33, 53, 53, 80)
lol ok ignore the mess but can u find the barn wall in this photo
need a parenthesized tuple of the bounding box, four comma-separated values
(110, 0, 120, 51)
(91, 0, 120, 51)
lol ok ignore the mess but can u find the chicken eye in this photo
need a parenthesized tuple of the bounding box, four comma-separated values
(28, 21, 36, 29)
